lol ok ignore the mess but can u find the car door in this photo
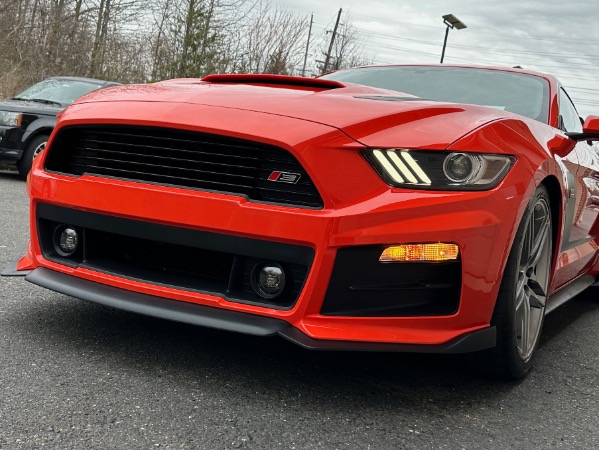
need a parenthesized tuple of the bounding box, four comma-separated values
(553, 87, 599, 288)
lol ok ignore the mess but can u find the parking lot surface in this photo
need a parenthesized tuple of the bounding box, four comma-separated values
(1, 173, 598, 449)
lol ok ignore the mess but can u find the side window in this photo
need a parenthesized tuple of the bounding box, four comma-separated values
(559, 88, 583, 133)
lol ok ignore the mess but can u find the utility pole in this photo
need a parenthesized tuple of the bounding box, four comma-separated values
(301, 13, 313, 77)
(322, 8, 342, 74)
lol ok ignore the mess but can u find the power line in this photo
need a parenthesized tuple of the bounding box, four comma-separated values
(350, 12, 599, 46)
(364, 44, 599, 85)
(363, 40, 599, 72)
(356, 29, 599, 65)
(565, 86, 599, 93)
(282, 3, 599, 105)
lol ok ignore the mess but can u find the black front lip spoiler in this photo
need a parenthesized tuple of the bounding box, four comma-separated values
(24, 267, 496, 353)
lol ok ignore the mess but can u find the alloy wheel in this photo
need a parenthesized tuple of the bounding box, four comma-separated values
(514, 197, 551, 360)
(32, 141, 46, 158)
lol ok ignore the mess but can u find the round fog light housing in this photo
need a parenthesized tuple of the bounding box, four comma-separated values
(54, 226, 79, 257)
(251, 262, 286, 299)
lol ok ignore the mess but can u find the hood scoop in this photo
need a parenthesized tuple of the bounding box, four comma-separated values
(201, 74, 345, 91)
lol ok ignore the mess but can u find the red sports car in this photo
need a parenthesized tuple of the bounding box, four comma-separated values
(4, 65, 599, 379)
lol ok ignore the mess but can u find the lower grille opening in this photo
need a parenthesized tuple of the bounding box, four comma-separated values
(86, 229, 235, 294)
(36, 204, 313, 309)
(321, 246, 461, 317)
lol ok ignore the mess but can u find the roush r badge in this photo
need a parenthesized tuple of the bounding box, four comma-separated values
(268, 171, 302, 184)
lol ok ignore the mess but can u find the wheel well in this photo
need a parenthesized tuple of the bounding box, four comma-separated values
(26, 130, 51, 146)
(489, 177, 561, 325)
(539, 176, 561, 260)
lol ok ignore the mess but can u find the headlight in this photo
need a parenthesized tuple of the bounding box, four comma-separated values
(363, 149, 515, 190)
(0, 111, 22, 127)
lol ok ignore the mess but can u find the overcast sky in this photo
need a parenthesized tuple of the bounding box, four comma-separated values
(273, 0, 599, 117)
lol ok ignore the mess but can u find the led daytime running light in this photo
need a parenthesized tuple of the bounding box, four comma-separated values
(371, 149, 431, 186)
(373, 149, 404, 183)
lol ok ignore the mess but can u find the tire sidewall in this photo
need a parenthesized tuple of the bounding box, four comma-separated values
(491, 185, 551, 379)
(17, 134, 48, 179)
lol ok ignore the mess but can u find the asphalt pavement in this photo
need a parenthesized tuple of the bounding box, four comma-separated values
(1, 172, 598, 449)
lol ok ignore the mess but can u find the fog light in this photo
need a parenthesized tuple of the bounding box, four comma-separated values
(251, 263, 286, 299)
(54, 226, 79, 257)
(380, 243, 459, 262)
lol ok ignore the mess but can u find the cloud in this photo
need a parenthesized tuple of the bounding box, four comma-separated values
(273, 0, 599, 116)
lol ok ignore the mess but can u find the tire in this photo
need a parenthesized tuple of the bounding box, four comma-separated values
(487, 185, 553, 380)
(17, 134, 48, 179)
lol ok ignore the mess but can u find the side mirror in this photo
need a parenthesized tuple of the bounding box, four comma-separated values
(566, 115, 599, 141)
(550, 134, 576, 158)
(583, 115, 599, 134)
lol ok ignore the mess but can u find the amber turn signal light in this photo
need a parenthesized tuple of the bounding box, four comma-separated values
(380, 243, 459, 262)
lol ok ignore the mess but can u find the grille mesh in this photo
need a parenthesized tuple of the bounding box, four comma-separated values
(45, 126, 323, 208)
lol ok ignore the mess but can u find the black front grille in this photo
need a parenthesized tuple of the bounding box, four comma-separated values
(36, 203, 314, 309)
(45, 126, 323, 208)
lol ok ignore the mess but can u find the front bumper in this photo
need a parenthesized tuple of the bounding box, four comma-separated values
(0, 143, 23, 164)
(0, 126, 24, 164)
(18, 105, 532, 350)
(20, 167, 524, 348)
(24, 266, 496, 353)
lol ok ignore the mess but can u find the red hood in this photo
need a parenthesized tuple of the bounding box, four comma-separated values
(73, 78, 514, 149)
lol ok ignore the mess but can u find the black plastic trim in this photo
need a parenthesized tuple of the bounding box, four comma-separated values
(565, 131, 599, 141)
(280, 325, 496, 353)
(37, 203, 314, 265)
(1, 259, 31, 276)
(321, 246, 461, 317)
(0, 147, 22, 163)
(25, 267, 496, 353)
(36, 203, 313, 309)
(26, 267, 288, 336)
(44, 125, 324, 209)
(546, 274, 596, 314)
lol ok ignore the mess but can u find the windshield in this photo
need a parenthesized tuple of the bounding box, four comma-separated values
(14, 78, 106, 106)
(321, 66, 550, 123)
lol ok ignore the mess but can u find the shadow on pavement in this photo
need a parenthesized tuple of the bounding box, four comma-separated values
(5, 285, 598, 412)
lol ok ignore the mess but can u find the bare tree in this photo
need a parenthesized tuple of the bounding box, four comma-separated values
(234, 1, 307, 75)
(0, 0, 374, 98)
(312, 11, 373, 76)
(150, 0, 252, 79)
(328, 20, 373, 71)
(88, 0, 149, 79)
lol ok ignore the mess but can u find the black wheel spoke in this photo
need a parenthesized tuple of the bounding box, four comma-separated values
(528, 277, 547, 300)
(528, 290, 546, 309)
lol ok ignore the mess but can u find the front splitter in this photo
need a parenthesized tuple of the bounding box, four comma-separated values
(23, 266, 496, 353)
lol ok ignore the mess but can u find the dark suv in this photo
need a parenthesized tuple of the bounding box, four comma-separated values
(0, 76, 119, 178)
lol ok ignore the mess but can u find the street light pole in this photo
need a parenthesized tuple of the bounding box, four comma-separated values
(440, 14, 466, 64)
(440, 25, 451, 64)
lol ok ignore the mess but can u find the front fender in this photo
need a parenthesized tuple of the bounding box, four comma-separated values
(448, 117, 570, 297)
(21, 116, 57, 145)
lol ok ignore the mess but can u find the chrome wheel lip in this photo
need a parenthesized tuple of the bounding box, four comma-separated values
(514, 197, 551, 360)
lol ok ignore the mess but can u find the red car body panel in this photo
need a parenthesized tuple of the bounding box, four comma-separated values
(11, 65, 599, 350)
